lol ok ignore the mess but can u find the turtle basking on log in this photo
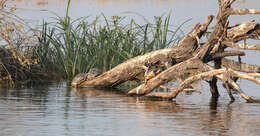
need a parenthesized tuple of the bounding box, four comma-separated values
(71, 68, 102, 87)
(71, 0, 260, 103)
(144, 67, 161, 84)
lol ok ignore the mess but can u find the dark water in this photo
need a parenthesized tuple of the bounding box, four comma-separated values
(0, 82, 260, 136)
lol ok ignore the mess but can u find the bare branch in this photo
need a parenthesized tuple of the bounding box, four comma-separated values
(247, 73, 260, 78)
(226, 77, 253, 102)
(228, 69, 260, 84)
(146, 69, 227, 99)
(223, 81, 235, 101)
(187, 22, 200, 34)
(127, 59, 203, 95)
(219, 0, 236, 9)
(168, 69, 227, 98)
(221, 58, 260, 73)
(204, 65, 255, 102)
(223, 41, 260, 50)
(212, 50, 245, 59)
(190, 15, 215, 38)
(228, 8, 260, 15)
(146, 65, 259, 101)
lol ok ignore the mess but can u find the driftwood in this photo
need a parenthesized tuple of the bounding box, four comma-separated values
(78, 0, 260, 103)
(79, 15, 214, 88)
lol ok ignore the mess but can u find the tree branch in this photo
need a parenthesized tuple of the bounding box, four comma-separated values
(168, 69, 227, 98)
(228, 69, 260, 84)
(203, 65, 255, 102)
(127, 58, 204, 95)
(228, 8, 260, 15)
(221, 58, 260, 73)
(145, 69, 226, 99)
(212, 50, 245, 59)
(146, 64, 259, 102)
(223, 41, 260, 50)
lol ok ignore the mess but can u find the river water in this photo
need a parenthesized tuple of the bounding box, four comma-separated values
(10, 0, 260, 27)
(1, 0, 260, 136)
(1, 82, 260, 136)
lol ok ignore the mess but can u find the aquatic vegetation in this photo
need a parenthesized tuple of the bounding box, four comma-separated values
(0, 0, 50, 87)
(37, 0, 185, 81)
(0, 0, 185, 87)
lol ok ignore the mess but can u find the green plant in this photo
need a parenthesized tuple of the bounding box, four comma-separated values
(36, 0, 186, 81)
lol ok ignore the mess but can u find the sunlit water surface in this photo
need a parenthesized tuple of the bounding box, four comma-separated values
(0, 82, 260, 136)
(1, 0, 260, 136)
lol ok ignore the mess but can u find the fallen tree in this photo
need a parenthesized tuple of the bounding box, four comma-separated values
(77, 0, 260, 102)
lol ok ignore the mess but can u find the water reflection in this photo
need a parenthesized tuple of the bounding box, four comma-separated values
(0, 83, 260, 136)
(1, 0, 260, 135)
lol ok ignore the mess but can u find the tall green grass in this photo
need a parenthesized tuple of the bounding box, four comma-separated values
(35, 1, 186, 81)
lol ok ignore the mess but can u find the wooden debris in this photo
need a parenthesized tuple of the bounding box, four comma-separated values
(75, 0, 260, 103)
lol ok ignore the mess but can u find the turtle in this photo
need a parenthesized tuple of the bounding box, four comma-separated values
(71, 68, 102, 87)
(144, 67, 161, 84)
(87, 68, 102, 80)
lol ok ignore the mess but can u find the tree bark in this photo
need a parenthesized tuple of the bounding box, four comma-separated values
(80, 15, 214, 88)
(75, 0, 260, 103)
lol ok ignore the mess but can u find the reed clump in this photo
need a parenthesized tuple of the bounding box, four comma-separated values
(0, 0, 185, 87)
(37, 12, 185, 81)
(0, 1, 61, 87)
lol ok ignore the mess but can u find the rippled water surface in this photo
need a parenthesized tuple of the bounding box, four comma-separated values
(0, 82, 260, 136)
(1, 0, 260, 136)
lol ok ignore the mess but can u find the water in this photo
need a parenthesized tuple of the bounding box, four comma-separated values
(0, 82, 260, 136)
(11, 0, 260, 28)
(1, 0, 260, 135)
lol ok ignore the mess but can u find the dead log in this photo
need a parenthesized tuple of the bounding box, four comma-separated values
(145, 65, 259, 102)
(79, 15, 214, 88)
(75, 0, 260, 103)
(127, 0, 234, 96)
(127, 58, 205, 95)
(80, 46, 193, 88)
(127, 0, 260, 101)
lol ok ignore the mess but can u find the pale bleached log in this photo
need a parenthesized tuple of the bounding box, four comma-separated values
(223, 41, 260, 50)
(127, 58, 204, 95)
(79, 15, 214, 88)
(228, 8, 260, 15)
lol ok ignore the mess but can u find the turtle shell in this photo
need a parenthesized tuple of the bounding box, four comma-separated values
(87, 68, 102, 80)
(71, 73, 88, 87)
